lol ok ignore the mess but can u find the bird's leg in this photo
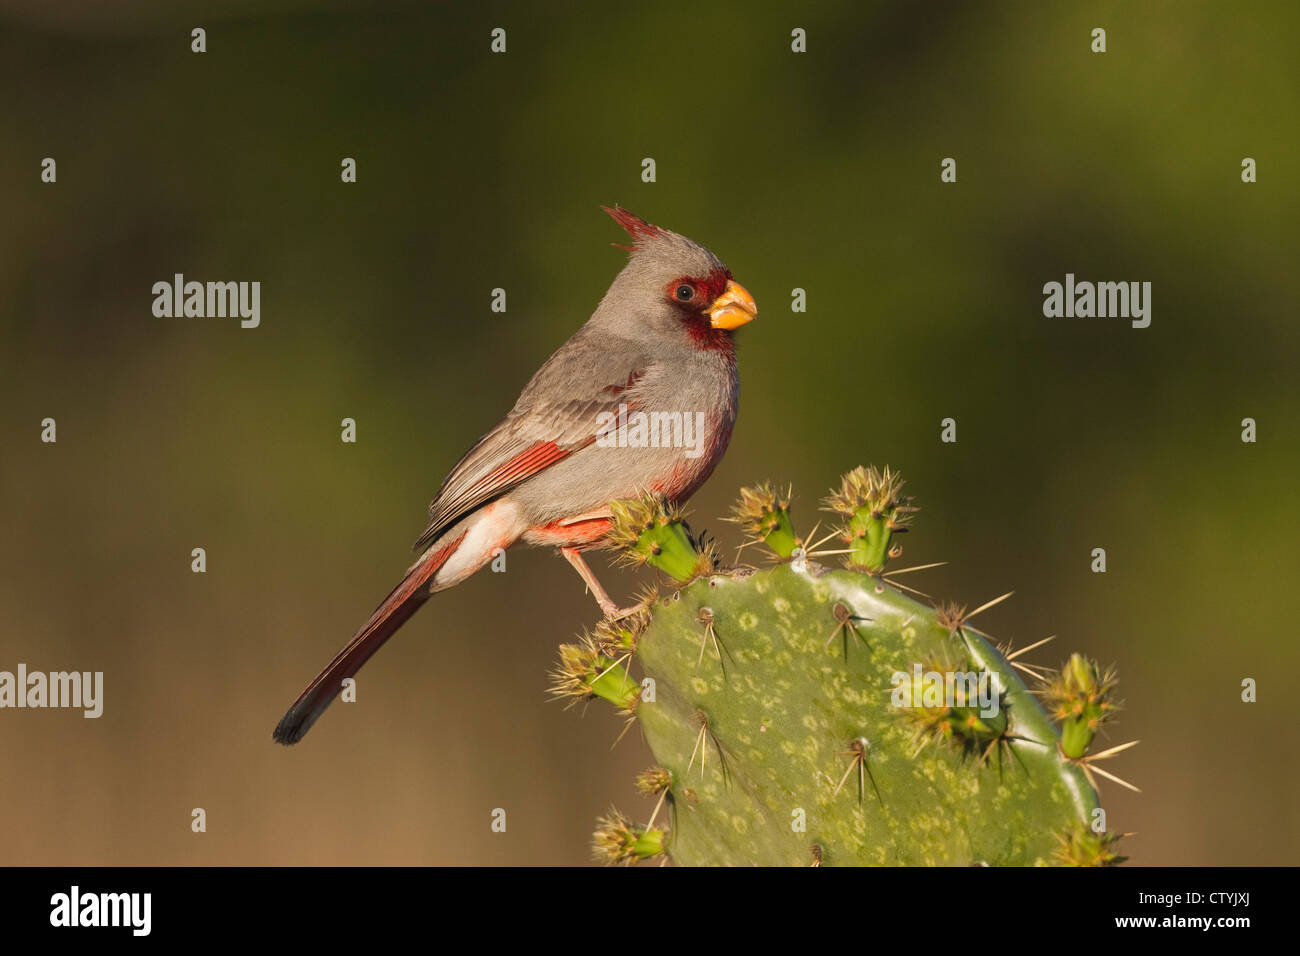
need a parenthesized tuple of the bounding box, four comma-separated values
(560, 547, 641, 619)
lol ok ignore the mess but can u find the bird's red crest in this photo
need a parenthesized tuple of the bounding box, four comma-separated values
(602, 205, 666, 250)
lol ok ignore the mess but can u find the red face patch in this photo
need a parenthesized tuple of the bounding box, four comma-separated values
(664, 268, 731, 311)
(664, 267, 736, 351)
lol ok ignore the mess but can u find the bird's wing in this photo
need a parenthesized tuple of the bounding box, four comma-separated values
(412, 332, 652, 552)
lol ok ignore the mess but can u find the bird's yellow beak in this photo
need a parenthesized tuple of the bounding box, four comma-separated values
(708, 280, 757, 330)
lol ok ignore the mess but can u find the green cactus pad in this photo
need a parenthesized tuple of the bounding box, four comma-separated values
(571, 469, 1132, 866)
(631, 563, 1097, 865)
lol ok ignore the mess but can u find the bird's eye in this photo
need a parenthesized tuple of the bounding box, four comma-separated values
(675, 284, 695, 301)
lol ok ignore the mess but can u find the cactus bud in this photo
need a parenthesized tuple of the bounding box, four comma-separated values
(592, 810, 666, 865)
(1054, 823, 1127, 867)
(728, 482, 799, 558)
(822, 466, 917, 572)
(1046, 653, 1119, 759)
(609, 493, 705, 582)
(549, 635, 639, 712)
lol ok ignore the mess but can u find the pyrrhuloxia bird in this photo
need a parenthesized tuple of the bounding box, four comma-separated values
(273, 207, 756, 744)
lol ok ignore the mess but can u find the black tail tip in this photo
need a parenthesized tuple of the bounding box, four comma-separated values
(272, 709, 309, 746)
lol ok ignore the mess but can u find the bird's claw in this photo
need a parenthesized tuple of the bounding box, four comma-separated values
(601, 602, 644, 621)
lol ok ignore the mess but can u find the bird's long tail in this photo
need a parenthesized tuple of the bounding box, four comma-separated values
(272, 530, 468, 745)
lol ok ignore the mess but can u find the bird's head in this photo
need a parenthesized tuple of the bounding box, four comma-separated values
(595, 206, 757, 351)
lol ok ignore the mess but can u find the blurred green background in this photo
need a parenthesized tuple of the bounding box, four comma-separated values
(1, 1, 1296, 865)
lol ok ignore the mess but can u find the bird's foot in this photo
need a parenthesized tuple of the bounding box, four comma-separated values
(600, 600, 644, 621)
(562, 546, 640, 621)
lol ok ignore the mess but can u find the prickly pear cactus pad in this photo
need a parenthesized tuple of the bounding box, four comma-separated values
(553, 468, 1135, 867)
(634, 564, 1091, 866)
